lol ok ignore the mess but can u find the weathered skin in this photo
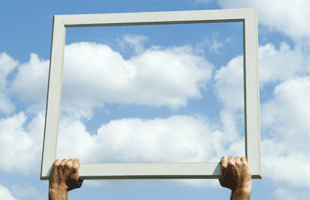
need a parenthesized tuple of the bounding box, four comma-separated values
(49, 158, 83, 200)
(219, 156, 252, 200)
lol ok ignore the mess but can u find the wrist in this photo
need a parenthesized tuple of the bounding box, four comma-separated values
(49, 186, 68, 200)
(234, 181, 252, 193)
(231, 186, 251, 200)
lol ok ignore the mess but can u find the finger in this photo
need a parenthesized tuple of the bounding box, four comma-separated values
(58, 158, 68, 177)
(235, 156, 241, 164)
(52, 159, 61, 173)
(221, 156, 228, 168)
(227, 156, 234, 164)
(220, 156, 228, 181)
(64, 159, 74, 177)
(50, 159, 61, 182)
(70, 158, 81, 180)
(240, 156, 246, 163)
(59, 158, 68, 167)
(66, 159, 74, 167)
(73, 158, 81, 169)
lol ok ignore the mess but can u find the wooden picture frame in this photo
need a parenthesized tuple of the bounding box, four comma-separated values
(40, 8, 262, 180)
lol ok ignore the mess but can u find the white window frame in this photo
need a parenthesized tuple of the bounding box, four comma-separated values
(40, 8, 262, 180)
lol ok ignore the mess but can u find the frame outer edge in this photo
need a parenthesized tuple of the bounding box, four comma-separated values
(41, 8, 262, 180)
(245, 8, 262, 179)
(41, 16, 66, 180)
(58, 9, 248, 27)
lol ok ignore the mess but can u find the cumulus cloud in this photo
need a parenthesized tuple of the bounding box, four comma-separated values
(0, 185, 18, 200)
(0, 52, 18, 88)
(259, 42, 307, 85)
(8, 42, 213, 119)
(0, 92, 15, 115)
(218, 0, 310, 40)
(0, 52, 18, 114)
(213, 43, 309, 190)
(57, 114, 245, 188)
(214, 55, 244, 112)
(61, 42, 213, 118)
(261, 76, 310, 188)
(10, 53, 49, 102)
(262, 139, 310, 188)
(0, 111, 44, 174)
(261, 76, 310, 153)
(57, 115, 238, 164)
(213, 42, 308, 111)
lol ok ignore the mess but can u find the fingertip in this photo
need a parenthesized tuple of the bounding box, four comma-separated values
(73, 158, 81, 169)
(54, 159, 61, 166)
(228, 156, 234, 162)
(74, 157, 81, 164)
(59, 158, 68, 166)
(221, 156, 228, 167)
(66, 159, 74, 167)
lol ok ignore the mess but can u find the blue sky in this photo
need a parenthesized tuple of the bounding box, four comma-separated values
(0, 0, 309, 200)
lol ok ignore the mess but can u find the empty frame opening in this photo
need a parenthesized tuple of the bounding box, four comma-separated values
(56, 22, 246, 164)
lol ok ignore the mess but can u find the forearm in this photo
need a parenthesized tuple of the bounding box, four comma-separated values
(49, 188, 68, 200)
(230, 187, 251, 200)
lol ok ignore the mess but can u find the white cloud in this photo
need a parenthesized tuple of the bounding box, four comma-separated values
(218, 0, 310, 40)
(10, 185, 38, 197)
(214, 55, 244, 112)
(0, 111, 44, 175)
(57, 115, 227, 163)
(9, 42, 213, 119)
(213, 45, 309, 190)
(60, 42, 213, 118)
(0, 185, 18, 200)
(259, 42, 307, 85)
(118, 34, 148, 55)
(0, 92, 15, 115)
(0, 52, 18, 114)
(213, 42, 308, 111)
(57, 118, 93, 161)
(11, 53, 49, 102)
(0, 52, 18, 88)
(262, 139, 310, 188)
(261, 76, 310, 153)
(56, 114, 245, 188)
(261, 76, 310, 188)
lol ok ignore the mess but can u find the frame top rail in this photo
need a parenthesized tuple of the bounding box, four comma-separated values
(56, 9, 254, 27)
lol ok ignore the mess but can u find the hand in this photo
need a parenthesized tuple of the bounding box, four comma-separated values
(219, 156, 252, 192)
(49, 158, 83, 193)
